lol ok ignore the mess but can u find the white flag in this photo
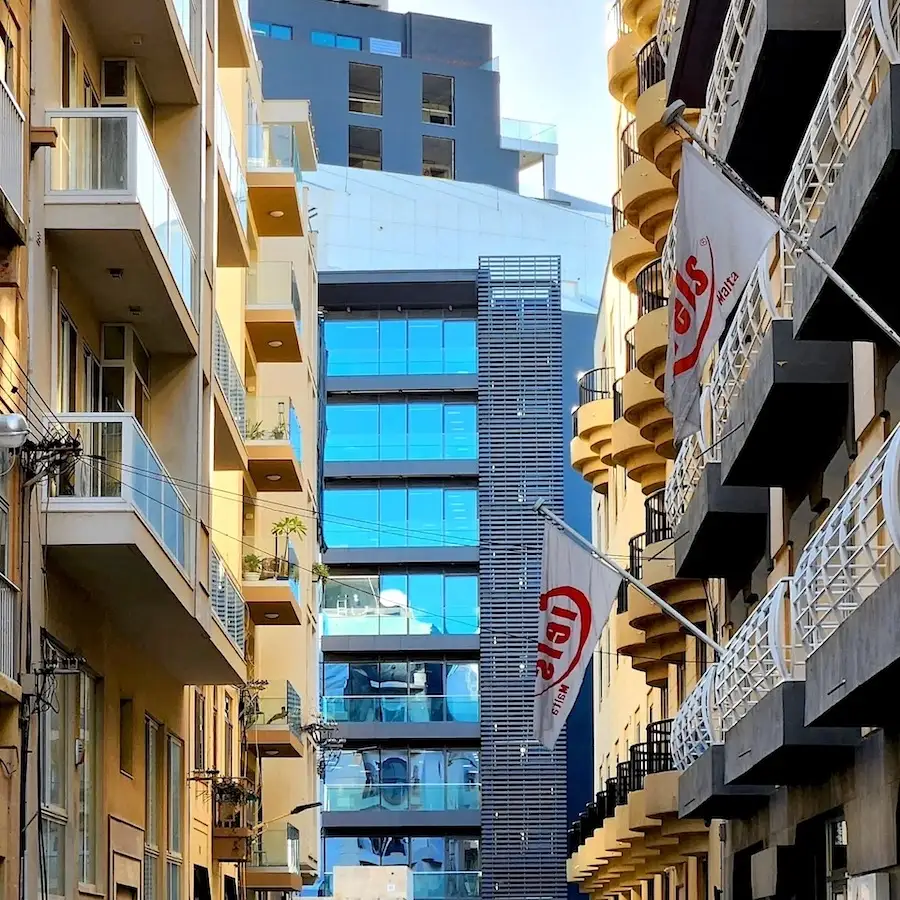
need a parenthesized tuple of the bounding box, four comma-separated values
(534, 522, 622, 749)
(665, 143, 779, 441)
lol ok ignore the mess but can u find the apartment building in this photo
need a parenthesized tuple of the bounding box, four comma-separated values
(570, 0, 900, 897)
(0, 0, 324, 898)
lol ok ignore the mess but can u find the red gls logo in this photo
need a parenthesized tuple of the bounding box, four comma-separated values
(672, 237, 715, 377)
(534, 585, 593, 696)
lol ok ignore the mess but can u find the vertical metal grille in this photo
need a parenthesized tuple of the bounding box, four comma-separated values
(477, 256, 566, 900)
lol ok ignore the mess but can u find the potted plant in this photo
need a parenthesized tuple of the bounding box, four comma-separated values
(246, 421, 266, 441)
(312, 562, 330, 584)
(269, 422, 287, 440)
(272, 516, 307, 572)
(243, 553, 263, 581)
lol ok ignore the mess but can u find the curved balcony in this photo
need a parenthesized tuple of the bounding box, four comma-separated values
(611, 191, 658, 290)
(621, 153, 676, 251)
(611, 377, 666, 495)
(622, 0, 660, 41)
(570, 367, 616, 493)
(622, 336, 673, 462)
(608, 28, 643, 112)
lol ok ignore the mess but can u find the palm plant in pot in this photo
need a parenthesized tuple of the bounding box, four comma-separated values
(271, 515, 307, 579)
(243, 553, 263, 581)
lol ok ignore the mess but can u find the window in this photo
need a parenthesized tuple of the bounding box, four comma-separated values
(120, 698, 134, 776)
(224, 695, 233, 777)
(0, 16, 16, 94)
(423, 136, 454, 179)
(422, 74, 454, 125)
(349, 124, 382, 170)
(252, 21, 292, 40)
(78, 674, 97, 885)
(311, 30, 361, 50)
(349, 62, 382, 116)
(145, 719, 161, 900)
(212, 695, 218, 773)
(61, 21, 77, 107)
(40, 655, 69, 898)
(57, 306, 78, 413)
(194, 690, 205, 770)
(323, 834, 480, 874)
(826, 817, 848, 900)
(167, 735, 184, 900)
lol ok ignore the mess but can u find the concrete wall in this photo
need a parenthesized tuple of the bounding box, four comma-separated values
(251, 0, 519, 190)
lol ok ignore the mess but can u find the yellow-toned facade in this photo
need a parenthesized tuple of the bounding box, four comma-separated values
(0, 0, 326, 898)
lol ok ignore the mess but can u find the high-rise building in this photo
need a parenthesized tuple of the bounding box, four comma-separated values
(0, 2, 321, 899)
(569, 0, 900, 897)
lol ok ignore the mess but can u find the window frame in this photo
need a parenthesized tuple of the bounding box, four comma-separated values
(78, 672, 99, 889)
(348, 61, 383, 117)
(194, 689, 205, 771)
(422, 135, 455, 179)
(422, 73, 455, 126)
(348, 124, 383, 171)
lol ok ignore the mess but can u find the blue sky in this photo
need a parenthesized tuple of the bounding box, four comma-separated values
(390, 0, 613, 205)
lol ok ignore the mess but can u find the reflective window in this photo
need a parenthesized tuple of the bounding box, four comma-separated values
(321, 659, 479, 723)
(323, 486, 478, 548)
(311, 30, 361, 50)
(325, 316, 477, 376)
(321, 572, 479, 635)
(323, 834, 480, 870)
(326, 401, 476, 461)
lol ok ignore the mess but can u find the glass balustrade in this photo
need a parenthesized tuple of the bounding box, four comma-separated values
(248, 122, 302, 182)
(213, 314, 246, 435)
(323, 782, 480, 812)
(247, 261, 302, 332)
(215, 84, 248, 231)
(210, 547, 246, 651)
(248, 680, 303, 738)
(321, 695, 479, 724)
(245, 395, 302, 463)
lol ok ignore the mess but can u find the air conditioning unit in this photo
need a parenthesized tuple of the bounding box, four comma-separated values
(101, 59, 154, 130)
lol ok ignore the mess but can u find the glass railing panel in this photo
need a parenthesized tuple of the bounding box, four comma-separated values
(0, 78, 25, 218)
(247, 261, 302, 332)
(47, 109, 197, 320)
(215, 83, 248, 231)
(323, 783, 481, 812)
(248, 123, 302, 183)
(251, 824, 300, 871)
(213, 314, 246, 435)
(500, 117, 558, 145)
(245, 396, 301, 463)
(321, 695, 479, 724)
(210, 546, 246, 651)
(172, 0, 198, 62)
(249, 679, 303, 738)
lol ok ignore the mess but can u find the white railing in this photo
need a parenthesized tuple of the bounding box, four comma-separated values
(781, 0, 900, 241)
(666, 430, 718, 531)
(49, 414, 194, 577)
(0, 574, 17, 680)
(215, 83, 248, 232)
(46, 108, 198, 319)
(713, 580, 802, 733)
(213, 314, 246, 436)
(792, 425, 900, 656)
(704, 0, 759, 150)
(672, 666, 721, 771)
(657, 0, 679, 62)
(661, 209, 677, 286)
(210, 546, 246, 652)
(0, 78, 24, 220)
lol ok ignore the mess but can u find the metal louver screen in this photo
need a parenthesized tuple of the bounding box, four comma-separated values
(477, 256, 566, 900)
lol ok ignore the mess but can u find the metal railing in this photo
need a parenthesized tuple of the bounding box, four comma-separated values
(712, 580, 800, 733)
(213, 314, 246, 436)
(50, 414, 194, 576)
(247, 261, 302, 334)
(571, 407, 579, 439)
(608, 0, 632, 37)
(636, 259, 668, 317)
(613, 379, 625, 420)
(657, 0, 679, 62)
(625, 328, 636, 373)
(210, 546, 246, 652)
(620, 119, 640, 181)
(647, 719, 674, 773)
(578, 367, 614, 405)
(323, 782, 481, 812)
(637, 38, 666, 96)
(671, 665, 721, 771)
(629, 533, 647, 580)
(704, 0, 759, 149)
(215, 83, 248, 232)
(612, 190, 627, 233)
(615, 762, 631, 805)
(666, 431, 718, 532)
(645, 489, 671, 544)
(245, 396, 302, 463)
(0, 78, 24, 220)
(0, 574, 17, 680)
(47, 108, 197, 319)
(212, 776, 257, 830)
(616, 579, 629, 615)
(661, 210, 677, 285)
(792, 425, 900, 657)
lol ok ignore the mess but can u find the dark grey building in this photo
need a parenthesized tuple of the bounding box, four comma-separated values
(250, 0, 522, 190)
(315, 260, 567, 900)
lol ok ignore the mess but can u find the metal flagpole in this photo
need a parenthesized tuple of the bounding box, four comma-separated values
(661, 100, 900, 350)
(533, 499, 726, 657)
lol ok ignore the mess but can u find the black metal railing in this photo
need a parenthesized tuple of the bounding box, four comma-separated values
(571, 407, 579, 439)
(625, 327, 636, 373)
(568, 826, 579, 856)
(636, 258, 669, 318)
(578, 366, 614, 405)
(629, 743, 649, 793)
(647, 719, 674, 774)
(612, 190, 627, 233)
(637, 38, 665, 97)
(645, 489, 672, 544)
(615, 762, 631, 806)
(629, 532, 647, 581)
(620, 119, 640, 181)
(616, 579, 629, 615)
(603, 786, 617, 819)
(613, 378, 624, 420)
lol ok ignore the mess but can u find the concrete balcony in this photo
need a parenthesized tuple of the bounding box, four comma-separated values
(75, 0, 200, 105)
(623, 354, 673, 463)
(212, 313, 248, 472)
(246, 261, 304, 364)
(570, 367, 616, 494)
(245, 679, 305, 757)
(0, 79, 25, 245)
(622, 0, 661, 41)
(245, 825, 307, 893)
(245, 395, 303, 492)
(212, 776, 257, 863)
(622, 156, 676, 251)
(608, 29, 643, 112)
(45, 109, 199, 355)
(218, 0, 254, 68)
(634, 262, 670, 454)
(611, 379, 666, 496)
(703, 0, 844, 196)
(667, 435, 768, 580)
(215, 83, 249, 267)
(611, 193, 659, 290)
(785, 6, 900, 342)
(635, 81, 698, 188)
(242, 543, 303, 627)
(248, 123, 305, 238)
(45, 414, 245, 685)
(710, 261, 851, 491)
(0, 577, 20, 703)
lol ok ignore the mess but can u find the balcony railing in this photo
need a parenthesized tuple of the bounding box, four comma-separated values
(657, 0, 678, 62)
(613, 378, 624, 420)
(620, 119, 640, 181)
(645, 489, 671, 544)
(210, 547, 246, 652)
(249, 680, 303, 739)
(629, 532, 647, 581)
(612, 190, 627, 233)
(636, 259, 668, 317)
(172, 0, 199, 61)
(215, 84, 248, 231)
(323, 781, 481, 812)
(321, 694, 479, 724)
(248, 123, 303, 182)
(213, 314, 246, 436)
(245, 396, 302, 462)
(321, 607, 479, 637)
(616, 579, 629, 615)
(47, 108, 198, 319)
(712, 580, 799, 733)
(213, 776, 257, 830)
(500, 117, 558, 145)
(578, 367, 614, 405)
(666, 431, 718, 532)
(625, 328, 636, 373)
(781, 0, 900, 244)
(792, 425, 900, 658)
(704, 0, 760, 149)
(0, 574, 17, 680)
(250, 824, 300, 872)
(51, 414, 194, 575)
(661, 209, 677, 284)
(317, 872, 482, 899)
(647, 718, 674, 773)
(637, 38, 666, 96)
(671, 665, 721, 771)
(247, 261, 302, 332)
(0, 78, 24, 220)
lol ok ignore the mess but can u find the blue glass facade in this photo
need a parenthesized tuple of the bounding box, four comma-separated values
(326, 401, 477, 461)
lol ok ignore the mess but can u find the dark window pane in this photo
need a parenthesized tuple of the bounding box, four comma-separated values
(349, 125, 382, 170)
(423, 135, 454, 179)
(422, 74, 454, 125)
(349, 62, 382, 115)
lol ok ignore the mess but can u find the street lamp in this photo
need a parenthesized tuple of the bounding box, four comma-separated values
(253, 801, 322, 834)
